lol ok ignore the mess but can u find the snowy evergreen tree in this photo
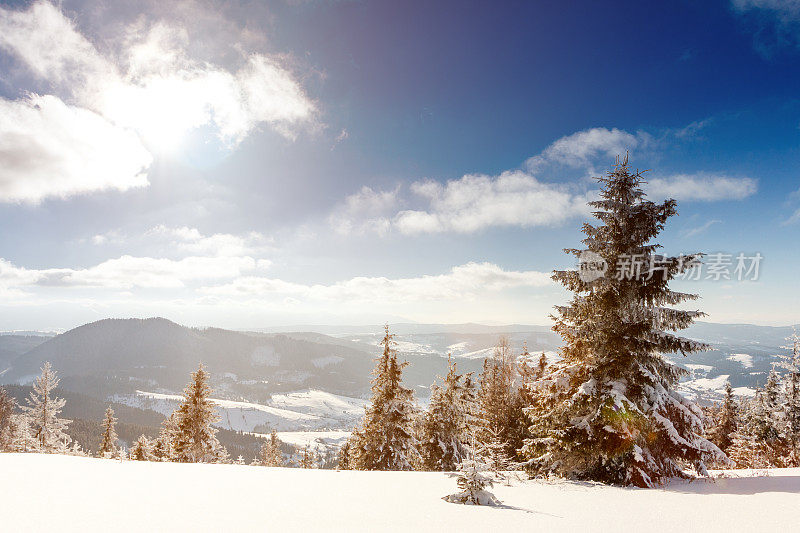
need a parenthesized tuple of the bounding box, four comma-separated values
(0, 386, 14, 451)
(234, 455, 246, 465)
(153, 411, 178, 461)
(172, 364, 228, 463)
(419, 356, 470, 471)
(337, 441, 352, 470)
(348, 325, 418, 470)
(130, 435, 155, 461)
(255, 431, 284, 467)
(98, 406, 118, 457)
(728, 388, 786, 468)
(22, 362, 71, 453)
(522, 157, 723, 487)
(778, 332, 800, 465)
(300, 444, 317, 469)
(476, 337, 519, 467)
(708, 382, 738, 453)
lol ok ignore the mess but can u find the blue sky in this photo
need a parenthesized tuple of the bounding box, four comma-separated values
(0, 0, 798, 330)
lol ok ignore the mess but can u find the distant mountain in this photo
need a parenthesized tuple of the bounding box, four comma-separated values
(0, 334, 50, 375)
(2, 318, 383, 398)
(2, 317, 796, 414)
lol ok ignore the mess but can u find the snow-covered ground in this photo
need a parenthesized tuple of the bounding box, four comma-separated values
(111, 389, 366, 432)
(2, 454, 799, 532)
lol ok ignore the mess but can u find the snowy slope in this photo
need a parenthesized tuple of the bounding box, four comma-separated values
(2, 454, 800, 532)
(112, 389, 366, 432)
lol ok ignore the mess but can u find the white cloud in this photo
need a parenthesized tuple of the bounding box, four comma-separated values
(329, 124, 758, 236)
(146, 225, 271, 257)
(525, 127, 648, 172)
(328, 186, 398, 235)
(0, 1, 316, 202)
(395, 171, 592, 235)
(201, 262, 552, 302)
(0, 254, 262, 291)
(0, 94, 152, 203)
(647, 174, 758, 201)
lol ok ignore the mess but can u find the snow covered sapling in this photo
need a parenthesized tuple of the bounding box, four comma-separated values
(444, 440, 500, 506)
(99, 406, 118, 457)
(22, 362, 71, 453)
(522, 156, 723, 487)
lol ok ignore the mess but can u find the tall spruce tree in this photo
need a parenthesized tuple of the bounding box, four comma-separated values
(522, 157, 722, 487)
(173, 364, 228, 463)
(349, 325, 417, 470)
(99, 406, 118, 457)
(22, 362, 71, 453)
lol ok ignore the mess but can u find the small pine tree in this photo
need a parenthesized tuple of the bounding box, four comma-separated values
(348, 325, 418, 470)
(234, 455, 246, 465)
(173, 363, 228, 463)
(443, 438, 500, 506)
(22, 362, 71, 453)
(523, 157, 723, 487)
(255, 431, 284, 467)
(99, 406, 118, 457)
(130, 435, 155, 461)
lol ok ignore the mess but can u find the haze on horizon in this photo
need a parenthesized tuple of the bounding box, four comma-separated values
(1, 0, 799, 332)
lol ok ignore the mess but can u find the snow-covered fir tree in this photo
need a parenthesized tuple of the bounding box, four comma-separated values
(98, 406, 118, 457)
(22, 362, 71, 453)
(522, 157, 723, 487)
(337, 441, 352, 470)
(419, 356, 471, 471)
(727, 388, 786, 468)
(254, 430, 284, 467)
(778, 332, 800, 465)
(234, 455, 246, 465)
(476, 337, 519, 467)
(153, 411, 178, 461)
(130, 435, 155, 461)
(708, 382, 738, 454)
(300, 444, 317, 469)
(348, 325, 418, 470)
(172, 364, 229, 463)
(0, 386, 14, 451)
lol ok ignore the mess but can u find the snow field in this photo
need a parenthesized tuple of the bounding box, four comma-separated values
(2, 454, 800, 532)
